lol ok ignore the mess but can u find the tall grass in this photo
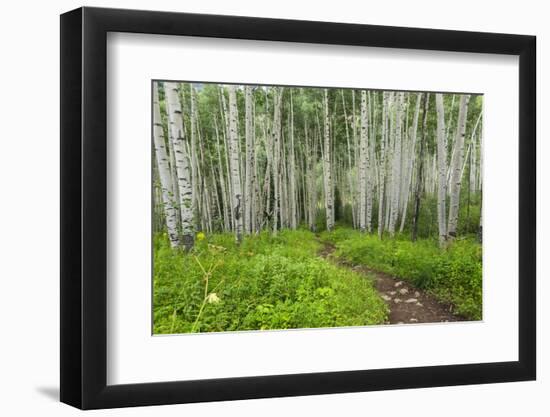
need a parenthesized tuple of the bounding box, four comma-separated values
(321, 228, 482, 320)
(154, 229, 388, 334)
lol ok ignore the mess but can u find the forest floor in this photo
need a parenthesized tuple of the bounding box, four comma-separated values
(318, 240, 464, 325)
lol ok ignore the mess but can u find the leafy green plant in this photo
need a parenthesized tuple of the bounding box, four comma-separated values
(153, 229, 388, 334)
(321, 227, 482, 320)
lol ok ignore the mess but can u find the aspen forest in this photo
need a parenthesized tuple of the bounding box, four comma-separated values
(153, 81, 483, 334)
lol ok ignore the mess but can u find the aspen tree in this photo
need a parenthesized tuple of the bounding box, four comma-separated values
(227, 86, 244, 244)
(165, 82, 194, 251)
(366, 91, 374, 232)
(435, 93, 448, 247)
(389, 92, 404, 237)
(214, 118, 230, 232)
(399, 93, 423, 232)
(153, 83, 180, 247)
(289, 90, 297, 229)
(378, 92, 388, 238)
(359, 90, 369, 232)
(244, 85, 256, 234)
(412, 93, 429, 241)
(272, 87, 283, 233)
(323, 89, 334, 231)
(341, 90, 356, 228)
(447, 94, 470, 241)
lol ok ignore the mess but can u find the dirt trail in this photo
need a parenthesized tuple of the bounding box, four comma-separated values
(318, 241, 464, 325)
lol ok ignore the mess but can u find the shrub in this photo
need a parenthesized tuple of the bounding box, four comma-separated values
(321, 228, 482, 320)
(153, 229, 388, 333)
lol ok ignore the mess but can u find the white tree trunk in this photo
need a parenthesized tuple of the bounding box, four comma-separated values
(153, 83, 180, 248)
(244, 85, 256, 234)
(165, 82, 194, 251)
(214, 119, 230, 232)
(359, 90, 369, 232)
(289, 90, 297, 229)
(323, 89, 334, 231)
(388, 92, 403, 237)
(341, 90, 356, 229)
(469, 110, 482, 193)
(447, 94, 471, 240)
(366, 92, 374, 232)
(378, 92, 388, 238)
(272, 87, 283, 233)
(435, 93, 448, 248)
(228, 86, 244, 244)
(190, 86, 200, 224)
(399, 92, 423, 232)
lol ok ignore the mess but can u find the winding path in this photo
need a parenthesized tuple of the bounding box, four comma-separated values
(318, 241, 464, 325)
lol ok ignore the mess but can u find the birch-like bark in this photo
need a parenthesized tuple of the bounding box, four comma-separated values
(190, 85, 200, 224)
(411, 93, 429, 241)
(165, 82, 194, 251)
(388, 92, 403, 237)
(219, 88, 234, 230)
(384, 93, 394, 232)
(366, 92, 374, 232)
(214, 119, 230, 232)
(399, 92, 423, 232)
(447, 94, 470, 240)
(469, 110, 482, 193)
(305, 119, 317, 232)
(359, 90, 368, 233)
(289, 90, 297, 229)
(323, 89, 334, 231)
(341, 91, 356, 229)
(352, 91, 359, 227)
(244, 85, 256, 234)
(272, 87, 283, 233)
(378, 92, 388, 238)
(163, 93, 181, 228)
(153, 83, 180, 247)
(227, 86, 244, 244)
(252, 99, 261, 233)
(435, 93, 448, 247)
(261, 117, 272, 226)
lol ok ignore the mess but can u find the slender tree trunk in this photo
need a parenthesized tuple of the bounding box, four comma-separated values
(227, 86, 243, 244)
(366, 92, 374, 232)
(219, 88, 234, 230)
(305, 120, 317, 232)
(378, 92, 388, 238)
(389, 92, 403, 237)
(469, 110, 482, 193)
(289, 90, 297, 229)
(399, 92, 423, 232)
(153, 83, 180, 247)
(163, 106, 181, 229)
(359, 90, 369, 232)
(412, 93, 429, 241)
(244, 85, 256, 234)
(214, 119, 230, 232)
(341, 90, 356, 229)
(272, 87, 283, 234)
(323, 89, 334, 231)
(435, 93, 448, 248)
(165, 82, 194, 251)
(447, 94, 471, 241)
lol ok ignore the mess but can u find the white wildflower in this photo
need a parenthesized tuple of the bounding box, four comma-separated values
(206, 293, 221, 304)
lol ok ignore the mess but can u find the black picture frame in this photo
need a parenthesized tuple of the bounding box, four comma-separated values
(60, 6, 536, 410)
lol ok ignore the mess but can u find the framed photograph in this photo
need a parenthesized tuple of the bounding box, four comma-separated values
(60, 6, 536, 409)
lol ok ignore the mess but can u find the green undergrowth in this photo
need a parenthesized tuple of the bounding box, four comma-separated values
(320, 227, 482, 320)
(153, 229, 388, 334)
